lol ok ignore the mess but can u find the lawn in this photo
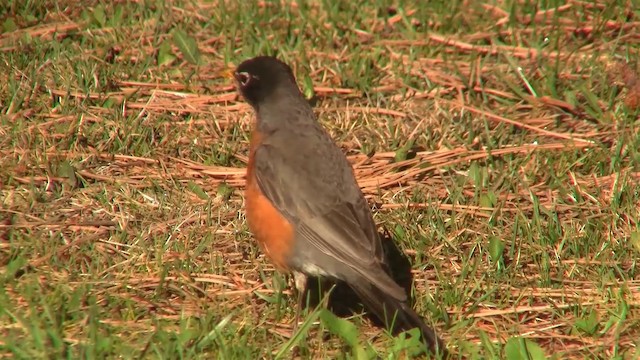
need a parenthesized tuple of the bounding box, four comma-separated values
(1, 0, 639, 359)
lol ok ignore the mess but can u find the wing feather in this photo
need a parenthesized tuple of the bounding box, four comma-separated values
(253, 130, 403, 299)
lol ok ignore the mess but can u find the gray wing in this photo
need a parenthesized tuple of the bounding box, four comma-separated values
(253, 127, 405, 300)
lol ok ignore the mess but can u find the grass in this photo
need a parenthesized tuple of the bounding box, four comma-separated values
(1, 0, 639, 358)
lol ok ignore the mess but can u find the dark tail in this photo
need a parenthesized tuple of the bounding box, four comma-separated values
(350, 281, 448, 358)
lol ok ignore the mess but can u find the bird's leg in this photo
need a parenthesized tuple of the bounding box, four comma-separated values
(292, 271, 308, 333)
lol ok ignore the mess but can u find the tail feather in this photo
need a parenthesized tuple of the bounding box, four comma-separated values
(350, 281, 448, 358)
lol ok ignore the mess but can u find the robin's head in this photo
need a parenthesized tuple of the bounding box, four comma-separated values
(233, 56, 299, 109)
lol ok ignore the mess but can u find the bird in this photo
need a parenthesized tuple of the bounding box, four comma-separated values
(232, 55, 447, 356)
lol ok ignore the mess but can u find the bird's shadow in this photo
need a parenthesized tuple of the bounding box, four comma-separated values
(299, 228, 415, 328)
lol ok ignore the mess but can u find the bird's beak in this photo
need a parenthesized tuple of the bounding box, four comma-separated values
(222, 68, 236, 81)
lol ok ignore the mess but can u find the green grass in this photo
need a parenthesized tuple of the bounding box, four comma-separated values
(1, 0, 640, 358)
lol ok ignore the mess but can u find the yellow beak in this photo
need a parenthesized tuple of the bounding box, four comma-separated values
(221, 67, 235, 80)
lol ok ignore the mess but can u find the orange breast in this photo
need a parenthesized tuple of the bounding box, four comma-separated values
(245, 129, 294, 271)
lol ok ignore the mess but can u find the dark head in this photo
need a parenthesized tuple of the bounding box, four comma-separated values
(233, 56, 300, 109)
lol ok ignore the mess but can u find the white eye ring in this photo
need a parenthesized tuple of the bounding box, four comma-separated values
(236, 71, 251, 86)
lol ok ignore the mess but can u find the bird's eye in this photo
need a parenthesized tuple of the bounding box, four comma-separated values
(236, 72, 252, 86)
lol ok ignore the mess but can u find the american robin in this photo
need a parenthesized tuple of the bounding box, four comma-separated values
(233, 56, 447, 356)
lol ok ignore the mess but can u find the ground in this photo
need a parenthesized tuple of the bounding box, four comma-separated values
(1, 1, 639, 359)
